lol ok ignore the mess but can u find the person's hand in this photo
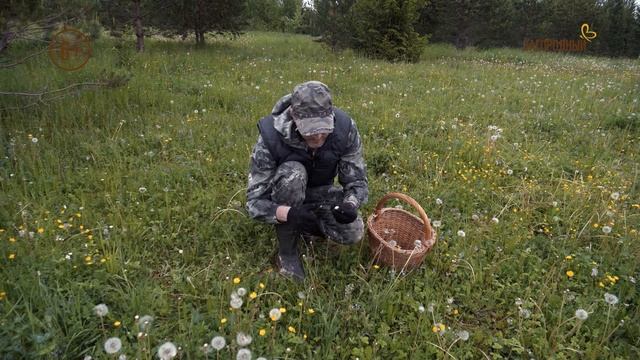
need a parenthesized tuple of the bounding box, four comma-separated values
(331, 202, 358, 224)
(287, 204, 321, 234)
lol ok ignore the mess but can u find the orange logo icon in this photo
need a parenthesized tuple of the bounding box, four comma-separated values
(48, 25, 92, 71)
(580, 23, 597, 42)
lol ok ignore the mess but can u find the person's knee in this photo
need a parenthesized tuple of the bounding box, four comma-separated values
(271, 161, 308, 205)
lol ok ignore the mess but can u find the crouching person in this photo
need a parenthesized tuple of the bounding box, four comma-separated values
(246, 81, 369, 281)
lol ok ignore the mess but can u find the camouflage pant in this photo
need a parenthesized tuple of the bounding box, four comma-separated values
(271, 161, 364, 245)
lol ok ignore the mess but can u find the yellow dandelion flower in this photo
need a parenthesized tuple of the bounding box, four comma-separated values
(9, 237, 16, 243)
(431, 326, 438, 333)
(308, 308, 315, 314)
(279, 307, 286, 313)
(439, 323, 446, 332)
(37, 228, 44, 234)
(113, 321, 121, 327)
(87, 235, 93, 240)
(249, 292, 257, 299)
(0, 229, 4, 233)
(84, 256, 92, 262)
(259, 282, 265, 289)
(373, 265, 380, 269)
(220, 318, 227, 324)
(298, 301, 303, 307)
(0, 291, 6, 300)
(453, 309, 459, 315)
(303, 333, 308, 340)
(233, 277, 241, 284)
(76, 213, 81, 218)
(565, 255, 572, 260)
(8, 253, 16, 260)
(288, 326, 296, 333)
(259, 329, 266, 336)
(599, 282, 605, 288)
(100, 258, 107, 263)
(613, 276, 619, 281)
(566, 270, 575, 278)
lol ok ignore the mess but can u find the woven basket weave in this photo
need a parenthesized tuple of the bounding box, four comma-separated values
(367, 192, 436, 271)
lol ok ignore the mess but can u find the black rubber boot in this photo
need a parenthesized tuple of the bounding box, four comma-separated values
(275, 223, 305, 281)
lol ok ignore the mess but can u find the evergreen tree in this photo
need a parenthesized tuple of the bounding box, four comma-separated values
(351, 0, 427, 62)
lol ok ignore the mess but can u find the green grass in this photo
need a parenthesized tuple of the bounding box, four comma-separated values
(1, 31, 639, 359)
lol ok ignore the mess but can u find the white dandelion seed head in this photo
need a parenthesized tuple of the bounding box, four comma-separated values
(432, 220, 442, 228)
(447, 297, 454, 304)
(31, 137, 39, 143)
(230, 297, 243, 309)
(491, 217, 499, 224)
(84, 356, 92, 360)
(591, 268, 598, 277)
(575, 309, 589, 321)
(435, 198, 443, 205)
(236, 287, 247, 297)
(157, 342, 178, 360)
(269, 308, 281, 321)
(104, 337, 122, 354)
(457, 230, 466, 238)
(519, 308, 531, 319)
(471, 214, 480, 221)
(210, 336, 226, 351)
(507, 169, 513, 175)
(237, 348, 252, 360)
(137, 315, 154, 331)
(94, 303, 109, 317)
(256, 358, 267, 360)
(490, 134, 499, 142)
(604, 293, 619, 305)
(138, 187, 147, 193)
(602, 226, 612, 234)
(118, 354, 127, 360)
(236, 332, 252, 347)
(194, 109, 199, 114)
(456, 330, 470, 341)
(427, 302, 435, 313)
(515, 298, 523, 306)
(414, 240, 423, 249)
(610, 192, 620, 201)
(418, 304, 425, 312)
(297, 291, 306, 299)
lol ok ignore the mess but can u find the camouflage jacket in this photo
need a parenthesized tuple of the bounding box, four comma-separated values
(246, 94, 369, 224)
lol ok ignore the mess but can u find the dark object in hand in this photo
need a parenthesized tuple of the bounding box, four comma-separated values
(287, 204, 321, 234)
(331, 202, 358, 224)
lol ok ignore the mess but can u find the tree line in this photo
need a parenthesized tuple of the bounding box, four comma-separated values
(1, 0, 639, 62)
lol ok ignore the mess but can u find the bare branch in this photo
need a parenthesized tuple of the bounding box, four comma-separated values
(0, 48, 48, 68)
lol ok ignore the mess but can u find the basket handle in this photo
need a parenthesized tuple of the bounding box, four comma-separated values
(374, 192, 433, 240)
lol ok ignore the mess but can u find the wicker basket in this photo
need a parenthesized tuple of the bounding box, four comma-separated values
(367, 192, 436, 271)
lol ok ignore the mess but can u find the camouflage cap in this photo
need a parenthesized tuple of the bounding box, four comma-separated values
(290, 81, 335, 136)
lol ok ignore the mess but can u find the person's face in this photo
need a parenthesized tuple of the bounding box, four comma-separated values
(302, 133, 329, 149)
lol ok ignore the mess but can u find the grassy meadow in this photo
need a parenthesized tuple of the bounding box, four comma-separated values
(1, 32, 639, 359)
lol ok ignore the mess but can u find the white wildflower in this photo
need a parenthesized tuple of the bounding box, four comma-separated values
(137, 315, 154, 331)
(237, 348, 252, 360)
(435, 198, 443, 205)
(236, 332, 252, 347)
(591, 268, 598, 277)
(602, 226, 612, 234)
(432, 220, 442, 228)
(138, 187, 147, 193)
(269, 308, 282, 321)
(575, 309, 588, 321)
(418, 304, 425, 312)
(456, 330, 470, 341)
(104, 337, 122, 354)
(210, 336, 226, 351)
(230, 296, 243, 309)
(604, 293, 619, 305)
(157, 342, 178, 360)
(519, 308, 531, 318)
(94, 303, 109, 317)
(457, 230, 466, 238)
(507, 169, 513, 175)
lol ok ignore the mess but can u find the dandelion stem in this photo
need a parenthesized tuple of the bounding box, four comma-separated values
(599, 305, 612, 345)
